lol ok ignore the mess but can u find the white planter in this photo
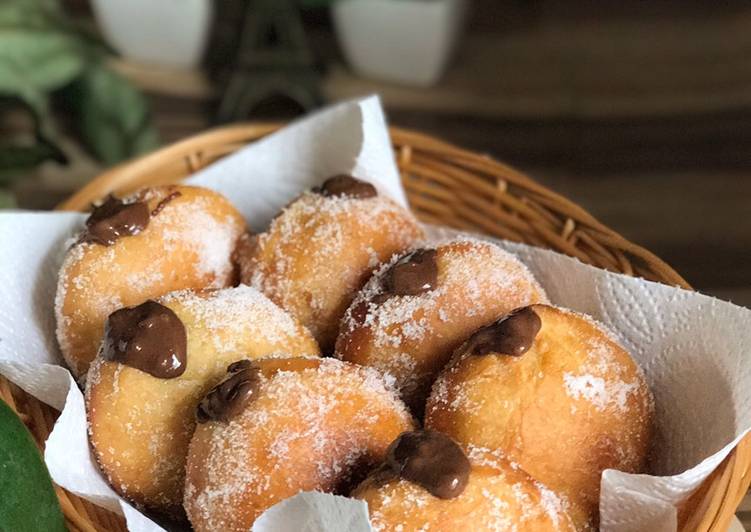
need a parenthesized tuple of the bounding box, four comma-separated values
(333, 0, 467, 87)
(90, 0, 213, 69)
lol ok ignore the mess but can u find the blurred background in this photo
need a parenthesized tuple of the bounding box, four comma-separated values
(1, 0, 749, 312)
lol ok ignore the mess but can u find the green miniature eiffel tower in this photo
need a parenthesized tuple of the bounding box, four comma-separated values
(217, 0, 323, 122)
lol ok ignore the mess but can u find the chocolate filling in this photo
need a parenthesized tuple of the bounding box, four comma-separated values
(196, 360, 261, 423)
(382, 249, 438, 297)
(314, 175, 377, 199)
(385, 430, 470, 499)
(149, 190, 182, 217)
(83, 195, 149, 246)
(102, 300, 187, 378)
(464, 306, 541, 357)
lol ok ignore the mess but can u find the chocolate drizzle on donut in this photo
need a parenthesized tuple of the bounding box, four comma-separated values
(196, 360, 261, 423)
(464, 306, 541, 357)
(314, 175, 377, 199)
(102, 300, 187, 378)
(83, 195, 150, 246)
(384, 430, 470, 499)
(382, 249, 438, 297)
(149, 190, 182, 217)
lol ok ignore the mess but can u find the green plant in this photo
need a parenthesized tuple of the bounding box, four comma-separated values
(0, 398, 66, 532)
(0, 0, 159, 206)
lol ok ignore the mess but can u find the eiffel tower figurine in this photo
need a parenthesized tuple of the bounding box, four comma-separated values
(216, 0, 323, 122)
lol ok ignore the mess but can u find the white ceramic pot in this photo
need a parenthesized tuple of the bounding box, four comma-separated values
(90, 0, 213, 69)
(333, 0, 467, 87)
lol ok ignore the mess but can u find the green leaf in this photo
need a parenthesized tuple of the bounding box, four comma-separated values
(0, 398, 66, 532)
(0, 189, 17, 209)
(0, 0, 106, 96)
(0, 0, 105, 171)
(0, 0, 60, 30)
(0, 98, 66, 179)
(0, 142, 59, 173)
(0, 31, 89, 94)
(65, 64, 159, 164)
(0, 0, 106, 47)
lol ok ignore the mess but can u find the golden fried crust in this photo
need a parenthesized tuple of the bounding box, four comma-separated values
(184, 357, 415, 532)
(353, 449, 576, 532)
(86, 286, 319, 515)
(336, 239, 548, 412)
(56, 185, 246, 378)
(425, 304, 653, 526)
(236, 192, 423, 352)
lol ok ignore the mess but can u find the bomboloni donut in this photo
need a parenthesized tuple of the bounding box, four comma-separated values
(425, 304, 653, 526)
(56, 185, 245, 378)
(352, 430, 576, 531)
(86, 285, 319, 515)
(234, 174, 423, 352)
(184, 357, 415, 531)
(335, 239, 548, 412)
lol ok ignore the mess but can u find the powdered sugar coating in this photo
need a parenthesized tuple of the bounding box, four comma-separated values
(464, 445, 574, 529)
(85, 285, 319, 513)
(425, 303, 653, 525)
(336, 238, 548, 410)
(55, 185, 245, 378)
(355, 446, 575, 532)
(184, 358, 414, 531)
(552, 305, 651, 416)
(161, 285, 307, 355)
(429, 303, 651, 419)
(238, 191, 422, 351)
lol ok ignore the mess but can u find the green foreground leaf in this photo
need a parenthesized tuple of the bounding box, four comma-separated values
(0, 398, 65, 532)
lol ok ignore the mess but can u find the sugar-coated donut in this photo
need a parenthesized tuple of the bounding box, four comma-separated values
(234, 175, 423, 352)
(86, 285, 319, 515)
(56, 185, 245, 378)
(353, 430, 576, 531)
(184, 357, 415, 531)
(335, 239, 548, 413)
(425, 304, 653, 526)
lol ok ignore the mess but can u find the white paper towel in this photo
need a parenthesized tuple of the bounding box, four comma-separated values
(252, 492, 371, 532)
(186, 95, 407, 227)
(1, 95, 750, 531)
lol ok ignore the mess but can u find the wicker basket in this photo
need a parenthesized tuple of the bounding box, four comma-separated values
(2, 124, 749, 531)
